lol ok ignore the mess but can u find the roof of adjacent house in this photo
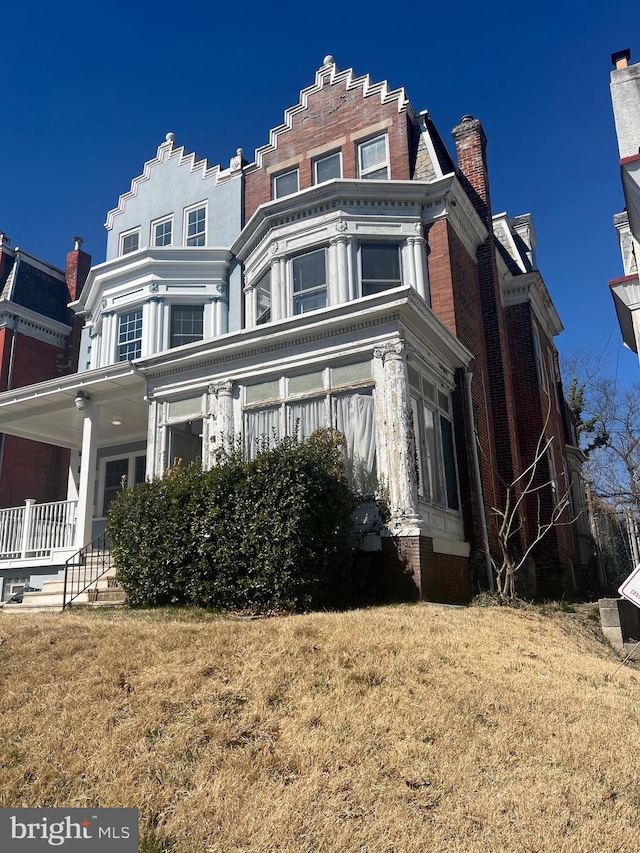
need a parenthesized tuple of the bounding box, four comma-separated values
(0, 250, 69, 325)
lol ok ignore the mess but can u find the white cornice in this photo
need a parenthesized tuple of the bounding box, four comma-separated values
(137, 287, 472, 385)
(247, 62, 413, 171)
(73, 248, 233, 315)
(231, 173, 488, 262)
(502, 270, 564, 339)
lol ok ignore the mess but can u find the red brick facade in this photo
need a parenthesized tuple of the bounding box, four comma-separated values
(0, 244, 90, 509)
(239, 62, 585, 603)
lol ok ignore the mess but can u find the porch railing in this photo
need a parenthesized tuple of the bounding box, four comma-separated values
(0, 499, 78, 559)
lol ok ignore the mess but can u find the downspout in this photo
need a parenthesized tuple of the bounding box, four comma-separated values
(0, 315, 18, 480)
(464, 369, 494, 592)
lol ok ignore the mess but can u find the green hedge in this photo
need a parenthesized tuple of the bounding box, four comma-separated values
(106, 429, 358, 611)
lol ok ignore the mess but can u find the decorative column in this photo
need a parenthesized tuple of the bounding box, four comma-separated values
(74, 392, 99, 548)
(143, 296, 161, 356)
(146, 398, 161, 479)
(373, 341, 421, 529)
(101, 311, 116, 366)
(210, 284, 228, 337)
(402, 240, 417, 291)
(271, 259, 281, 323)
(412, 234, 430, 303)
(244, 283, 256, 328)
(333, 234, 350, 304)
(207, 381, 235, 464)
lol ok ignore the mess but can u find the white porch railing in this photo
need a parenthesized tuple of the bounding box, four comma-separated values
(0, 499, 78, 559)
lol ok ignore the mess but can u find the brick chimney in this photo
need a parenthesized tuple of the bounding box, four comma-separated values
(451, 115, 521, 497)
(451, 116, 491, 226)
(65, 237, 91, 303)
(62, 238, 92, 375)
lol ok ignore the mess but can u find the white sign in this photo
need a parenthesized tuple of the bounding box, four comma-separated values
(619, 563, 640, 607)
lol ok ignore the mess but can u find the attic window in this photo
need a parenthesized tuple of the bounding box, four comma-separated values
(358, 135, 389, 179)
(273, 169, 299, 199)
(120, 229, 140, 255)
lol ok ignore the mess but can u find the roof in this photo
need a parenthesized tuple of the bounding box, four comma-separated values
(0, 251, 69, 325)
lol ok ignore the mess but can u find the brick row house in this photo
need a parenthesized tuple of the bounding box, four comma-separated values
(0, 57, 589, 604)
(0, 234, 90, 599)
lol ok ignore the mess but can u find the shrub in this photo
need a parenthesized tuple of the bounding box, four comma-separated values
(107, 429, 358, 612)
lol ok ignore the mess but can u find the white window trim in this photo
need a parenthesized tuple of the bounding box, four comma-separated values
(184, 202, 207, 247)
(313, 150, 342, 185)
(357, 134, 390, 180)
(151, 215, 173, 247)
(117, 308, 143, 362)
(97, 452, 146, 518)
(119, 227, 141, 256)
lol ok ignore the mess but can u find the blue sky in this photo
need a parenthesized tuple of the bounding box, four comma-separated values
(2, 1, 638, 387)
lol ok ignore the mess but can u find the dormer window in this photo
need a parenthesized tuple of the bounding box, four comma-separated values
(358, 135, 389, 179)
(120, 229, 140, 255)
(185, 204, 206, 246)
(273, 169, 299, 199)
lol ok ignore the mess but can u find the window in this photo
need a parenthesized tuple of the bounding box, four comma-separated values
(361, 244, 401, 295)
(256, 272, 271, 325)
(120, 229, 140, 255)
(185, 205, 206, 246)
(532, 326, 547, 391)
(170, 305, 204, 348)
(273, 168, 299, 199)
(358, 135, 389, 179)
(244, 366, 376, 494)
(547, 348, 560, 410)
(153, 218, 172, 247)
(102, 455, 146, 517)
(293, 249, 327, 314)
(313, 151, 341, 184)
(118, 309, 143, 361)
(412, 375, 459, 510)
(103, 458, 129, 515)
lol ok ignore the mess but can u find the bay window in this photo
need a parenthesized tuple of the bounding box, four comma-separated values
(293, 249, 327, 314)
(118, 309, 143, 361)
(410, 371, 459, 511)
(170, 305, 204, 348)
(361, 244, 402, 295)
(243, 364, 376, 494)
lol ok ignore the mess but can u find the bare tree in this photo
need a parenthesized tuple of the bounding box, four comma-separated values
(491, 408, 573, 602)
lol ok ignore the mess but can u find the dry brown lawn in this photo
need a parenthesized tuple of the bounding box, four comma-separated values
(0, 602, 639, 852)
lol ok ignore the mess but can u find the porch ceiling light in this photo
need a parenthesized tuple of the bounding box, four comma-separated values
(74, 390, 90, 411)
(111, 420, 122, 426)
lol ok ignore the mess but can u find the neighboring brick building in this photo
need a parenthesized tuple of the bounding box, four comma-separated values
(0, 234, 90, 507)
(0, 56, 588, 603)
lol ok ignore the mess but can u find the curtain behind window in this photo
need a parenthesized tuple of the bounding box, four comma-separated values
(336, 393, 377, 495)
(245, 408, 280, 459)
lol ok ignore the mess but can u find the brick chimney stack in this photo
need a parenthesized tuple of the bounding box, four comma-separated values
(63, 238, 92, 376)
(451, 115, 521, 496)
(65, 237, 91, 303)
(451, 116, 492, 226)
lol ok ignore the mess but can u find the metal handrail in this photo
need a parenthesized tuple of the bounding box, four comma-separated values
(62, 532, 112, 610)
